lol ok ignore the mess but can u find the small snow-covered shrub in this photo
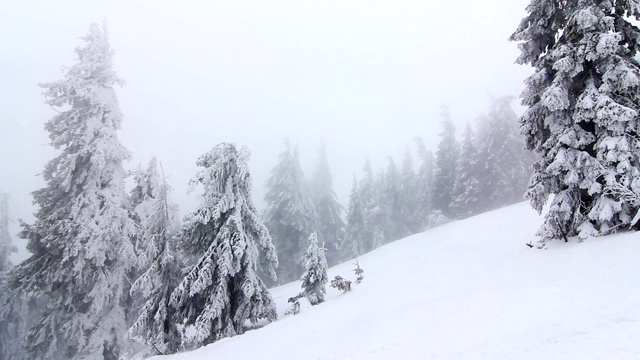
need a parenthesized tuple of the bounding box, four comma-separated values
(330, 276, 352, 292)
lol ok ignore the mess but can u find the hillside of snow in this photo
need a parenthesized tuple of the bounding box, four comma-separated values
(154, 202, 640, 359)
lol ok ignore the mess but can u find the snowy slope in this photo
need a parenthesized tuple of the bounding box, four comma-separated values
(155, 202, 640, 359)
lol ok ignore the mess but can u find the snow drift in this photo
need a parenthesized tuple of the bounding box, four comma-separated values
(154, 202, 640, 359)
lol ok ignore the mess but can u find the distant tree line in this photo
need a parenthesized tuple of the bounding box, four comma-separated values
(265, 98, 536, 270)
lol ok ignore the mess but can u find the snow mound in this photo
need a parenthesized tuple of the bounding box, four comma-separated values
(154, 202, 640, 359)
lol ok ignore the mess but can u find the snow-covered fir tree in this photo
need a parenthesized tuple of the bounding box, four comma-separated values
(128, 157, 182, 356)
(369, 170, 393, 250)
(170, 143, 278, 348)
(414, 138, 437, 229)
(0, 192, 17, 277)
(400, 150, 420, 235)
(451, 123, 482, 218)
(8, 22, 136, 360)
(0, 285, 29, 360)
(358, 160, 377, 251)
(342, 178, 368, 259)
(381, 158, 406, 241)
(129, 157, 172, 270)
(432, 108, 460, 219)
(264, 141, 317, 284)
(475, 96, 533, 213)
(300, 232, 328, 305)
(0, 192, 20, 360)
(511, 0, 640, 243)
(309, 143, 345, 267)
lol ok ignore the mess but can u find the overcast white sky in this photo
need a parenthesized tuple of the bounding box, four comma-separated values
(0, 0, 532, 262)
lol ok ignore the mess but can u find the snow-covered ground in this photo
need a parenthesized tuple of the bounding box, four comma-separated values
(154, 202, 640, 359)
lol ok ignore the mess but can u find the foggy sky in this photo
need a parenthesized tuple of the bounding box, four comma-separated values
(0, 0, 532, 262)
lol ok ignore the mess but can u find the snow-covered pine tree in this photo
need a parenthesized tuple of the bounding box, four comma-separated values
(8, 22, 136, 360)
(126, 159, 160, 332)
(342, 177, 368, 259)
(129, 157, 170, 270)
(0, 192, 20, 360)
(400, 150, 420, 235)
(358, 160, 377, 252)
(432, 108, 460, 219)
(170, 143, 277, 348)
(0, 192, 17, 279)
(369, 169, 392, 249)
(128, 157, 182, 356)
(475, 96, 533, 213)
(309, 143, 345, 267)
(511, 0, 640, 243)
(264, 141, 317, 284)
(414, 137, 437, 229)
(300, 232, 328, 305)
(381, 158, 406, 241)
(451, 123, 482, 219)
(0, 289, 24, 360)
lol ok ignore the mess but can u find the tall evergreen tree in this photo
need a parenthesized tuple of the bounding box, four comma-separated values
(128, 157, 182, 356)
(432, 108, 460, 219)
(342, 178, 368, 259)
(381, 158, 405, 240)
(8, 22, 136, 360)
(451, 123, 482, 218)
(170, 143, 278, 348)
(0, 192, 17, 277)
(300, 232, 328, 305)
(511, 0, 640, 243)
(400, 150, 420, 234)
(0, 288, 25, 360)
(358, 160, 377, 251)
(0, 192, 19, 359)
(476, 96, 533, 212)
(309, 143, 345, 267)
(369, 170, 393, 250)
(264, 141, 317, 284)
(415, 138, 437, 229)
(129, 158, 169, 270)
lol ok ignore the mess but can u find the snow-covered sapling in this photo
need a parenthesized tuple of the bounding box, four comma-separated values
(353, 259, 364, 284)
(300, 232, 328, 305)
(285, 295, 302, 316)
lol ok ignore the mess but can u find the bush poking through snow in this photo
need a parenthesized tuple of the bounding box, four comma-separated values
(285, 301, 301, 316)
(330, 276, 352, 292)
(353, 259, 364, 284)
(285, 294, 303, 316)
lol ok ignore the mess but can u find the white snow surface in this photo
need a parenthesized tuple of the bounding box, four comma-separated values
(153, 202, 640, 359)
